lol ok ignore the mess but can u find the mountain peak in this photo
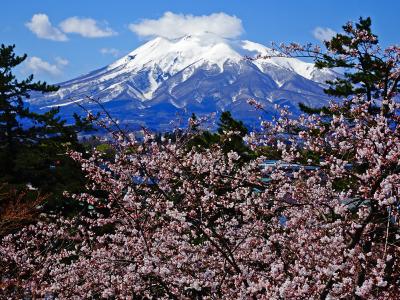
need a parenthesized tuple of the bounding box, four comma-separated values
(108, 34, 245, 78)
(29, 35, 337, 131)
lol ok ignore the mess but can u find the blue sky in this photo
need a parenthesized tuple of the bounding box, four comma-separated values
(1, 0, 399, 83)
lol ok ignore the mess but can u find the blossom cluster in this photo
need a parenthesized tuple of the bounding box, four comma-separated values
(1, 94, 399, 299)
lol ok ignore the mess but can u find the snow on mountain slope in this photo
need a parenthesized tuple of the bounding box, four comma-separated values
(29, 34, 337, 130)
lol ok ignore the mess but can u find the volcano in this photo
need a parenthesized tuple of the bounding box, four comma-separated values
(29, 34, 336, 130)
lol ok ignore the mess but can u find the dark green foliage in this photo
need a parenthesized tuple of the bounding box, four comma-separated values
(316, 17, 384, 100)
(217, 111, 248, 136)
(0, 44, 90, 210)
(187, 112, 254, 161)
(298, 102, 331, 115)
(0, 44, 57, 174)
(217, 111, 250, 156)
(299, 17, 399, 114)
(253, 146, 281, 160)
(187, 130, 219, 150)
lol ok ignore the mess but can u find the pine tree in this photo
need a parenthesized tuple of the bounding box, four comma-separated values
(298, 17, 399, 114)
(0, 44, 58, 174)
(217, 111, 250, 157)
(187, 111, 252, 161)
(0, 44, 88, 209)
(317, 18, 398, 100)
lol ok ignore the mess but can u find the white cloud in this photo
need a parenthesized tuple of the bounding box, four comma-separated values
(100, 48, 120, 57)
(60, 17, 116, 38)
(55, 56, 69, 66)
(312, 27, 336, 42)
(23, 56, 68, 77)
(129, 12, 243, 39)
(25, 14, 68, 41)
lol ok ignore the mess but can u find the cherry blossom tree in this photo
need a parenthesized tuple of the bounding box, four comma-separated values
(1, 18, 400, 299)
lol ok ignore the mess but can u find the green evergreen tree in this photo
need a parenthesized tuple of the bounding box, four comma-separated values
(0, 44, 57, 174)
(299, 17, 399, 114)
(217, 111, 250, 156)
(187, 111, 253, 161)
(0, 44, 89, 210)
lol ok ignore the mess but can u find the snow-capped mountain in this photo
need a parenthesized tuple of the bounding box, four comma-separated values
(29, 34, 336, 130)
